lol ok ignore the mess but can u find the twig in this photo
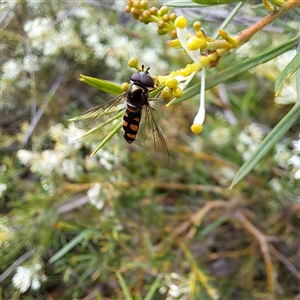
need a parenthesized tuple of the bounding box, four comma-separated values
(57, 196, 89, 214)
(180, 242, 219, 300)
(237, 0, 300, 44)
(269, 244, 300, 281)
(188, 201, 230, 238)
(233, 210, 275, 295)
(0, 251, 33, 282)
(22, 75, 64, 146)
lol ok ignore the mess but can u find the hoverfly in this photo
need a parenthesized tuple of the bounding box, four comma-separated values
(75, 66, 169, 168)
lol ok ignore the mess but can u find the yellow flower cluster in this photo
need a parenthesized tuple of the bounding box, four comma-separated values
(125, 5, 240, 135)
(125, 0, 177, 37)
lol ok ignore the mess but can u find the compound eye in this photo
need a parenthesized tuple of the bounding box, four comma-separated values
(140, 74, 154, 88)
(130, 72, 140, 82)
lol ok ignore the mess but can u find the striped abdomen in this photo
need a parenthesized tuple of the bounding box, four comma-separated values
(123, 106, 142, 143)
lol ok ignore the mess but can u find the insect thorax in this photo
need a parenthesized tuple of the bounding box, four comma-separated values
(126, 83, 149, 107)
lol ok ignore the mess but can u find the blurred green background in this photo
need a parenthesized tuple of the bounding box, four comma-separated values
(1, 1, 299, 299)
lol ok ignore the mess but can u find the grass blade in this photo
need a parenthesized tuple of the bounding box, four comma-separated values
(144, 275, 163, 300)
(90, 122, 123, 157)
(49, 230, 91, 264)
(116, 272, 133, 300)
(275, 52, 300, 96)
(230, 102, 300, 188)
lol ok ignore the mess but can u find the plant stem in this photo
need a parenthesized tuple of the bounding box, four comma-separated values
(237, 0, 300, 44)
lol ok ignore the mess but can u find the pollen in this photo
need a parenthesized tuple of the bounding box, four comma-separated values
(165, 78, 178, 89)
(172, 87, 183, 98)
(161, 88, 172, 100)
(121, 82, 130, 92)
(174, 16, 187, 29)
(186, 37, 201, 51)
(191, 123, 203, 135)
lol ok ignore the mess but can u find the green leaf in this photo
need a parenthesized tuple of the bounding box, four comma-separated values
(275, 52, 300, 96)
(116, 272, 133, 300)
(144, 275, 163, 300)
(164, 0, 203, 7)
(230, 102, 300, 188)
(94, 289, 103, 300)
(90, 122, 123, 157)
(200, 215, 228, 237)
(193, 0, 247, 5)
(49, 230, 92, 264)
(168, 35, 299, 106)
(80, 74, 122, 95)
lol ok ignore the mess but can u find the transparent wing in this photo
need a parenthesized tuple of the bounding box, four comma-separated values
(75, 93, 126, 129)
(137, 104, 169, 168)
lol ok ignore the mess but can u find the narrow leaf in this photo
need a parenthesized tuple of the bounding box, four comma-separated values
(275, 52, 300, 96)
(164, 0, 203, 7)
(116, 272, 133, 300)
(144, 275, 163, 300)
(90, 122, 123, 157)
(230, 103, 300, 188)
(49, 230, 91, 264)
(80, 110, 124, 137)
(193, 0, 246, 5)
(80, 75, 122, 95)
(200, 215, 228, 237)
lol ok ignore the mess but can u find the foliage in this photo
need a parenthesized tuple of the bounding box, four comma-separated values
(1, 0, 299, 299)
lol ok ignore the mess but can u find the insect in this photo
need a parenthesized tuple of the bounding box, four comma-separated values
(75, 65, 169, 168)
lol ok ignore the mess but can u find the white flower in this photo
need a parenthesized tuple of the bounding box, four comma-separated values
(0, 217, 14, 247)
(62, 159, 83, 181)
(292, 136, 300, 154)
(23, 17, 52, 39)
(238, 131, 253, 146)
(0, 183, 7, 198)
(162, 272, 192, 300)
(2, 59, 22, 80)
(98, 150, 116, 171)
(49, 123, 65, 142)
(23, 55, 39, 72)
(218, 167, 236, 186)
(294, 168, 300, 180)
(288, 154, 300, 168)
(87, 183, 104, 210)
(268, 178, 282, 193)
(12, 263, 47, 294)
(168, 284, 181, 298)
(274, 143, 292, 168)
(210, 128, 231, 146)
(275, 81, 296, 105)
(12, 266, 32, 293)
(236, 124, 265, 161)
(17, 149, 35, 166)
(245, 123, 264, 143)
(65, 124, 85, 148)
(31, 276, 41, 291)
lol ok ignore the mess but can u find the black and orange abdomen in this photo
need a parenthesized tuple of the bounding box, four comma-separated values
(123, 107, 142, 144)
